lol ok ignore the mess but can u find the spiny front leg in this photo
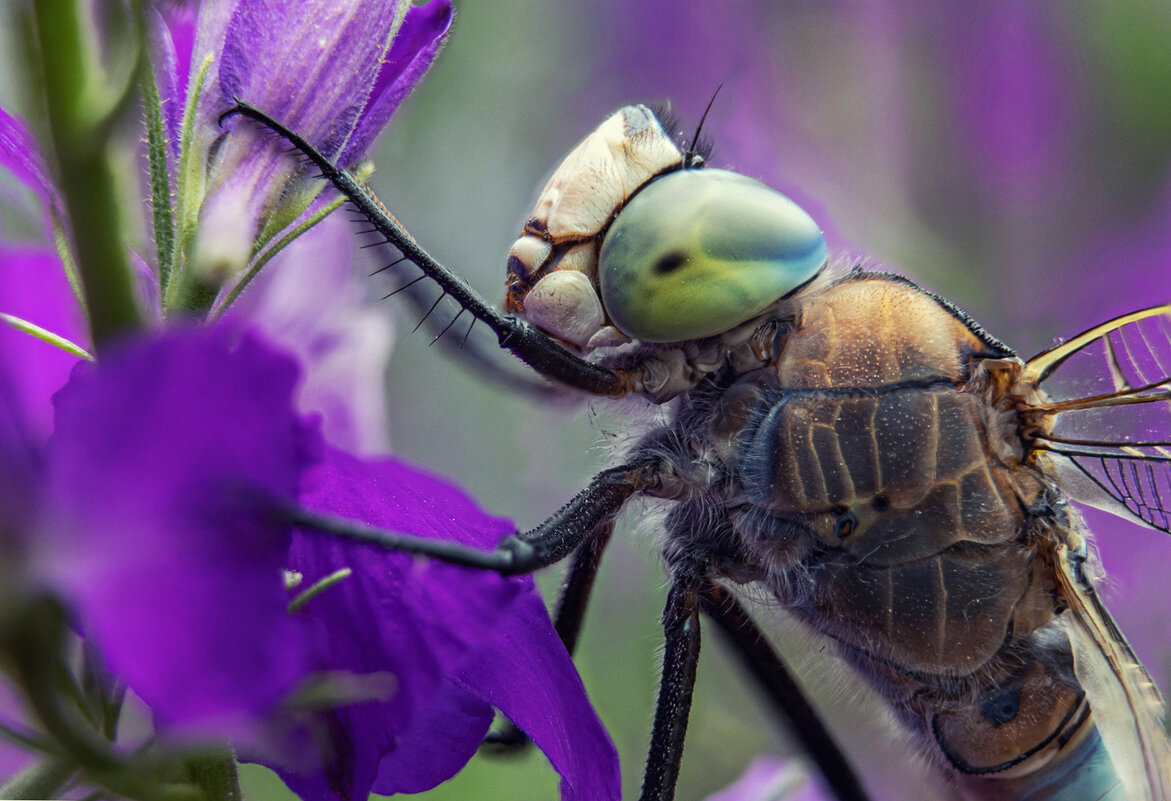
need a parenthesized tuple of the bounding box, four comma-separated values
(220, 100, 635, 397)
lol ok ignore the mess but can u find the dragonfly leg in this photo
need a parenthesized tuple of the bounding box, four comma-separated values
(221, 100, 633, 397)
(482, 518, 617, 752)
(698, 583, 872, 801)
(639, 562, 704, 801)
(287, 462, 650, 575)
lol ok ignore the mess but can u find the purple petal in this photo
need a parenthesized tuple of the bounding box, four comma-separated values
(0, 107, 62, 236)
(216, 0, 398, 158)
(284, 446, 618, 799)
(452, 593, 622, 801)
(369, 681, 493, 794)
(36, 325, 318, 740)
(270, 446, 523, 800)
(195, 0, 402, 276)
(187, 0, 246, 144)
(0, 246, 87, 442)
(342, 0, 453, 165)
(0, 317, 42, 562)
(224, 214, 393, 454)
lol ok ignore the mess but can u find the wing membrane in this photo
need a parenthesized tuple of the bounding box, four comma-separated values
(1025, 305, 1171, 531)
(1053, 534, 1171, 800)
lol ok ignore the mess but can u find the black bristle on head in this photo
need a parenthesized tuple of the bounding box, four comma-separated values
(648, 94, 717, 169)
(649, 100, 682, 146)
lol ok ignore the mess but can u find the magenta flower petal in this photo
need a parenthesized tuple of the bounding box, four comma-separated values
(36, 325, 318, 740)
(342, 0, 453, 165)
(451, 593, 622, 801)
(269, 446, 521, 799)
(275, 446, 618, 801)
(194, 0, 413, 279)
(369, 681, 494, 794)
(217, 0, 398, 158)
(0, 321, 42, 562)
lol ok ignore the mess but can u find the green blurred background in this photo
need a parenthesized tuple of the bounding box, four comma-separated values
(3, 2, 1171, 800)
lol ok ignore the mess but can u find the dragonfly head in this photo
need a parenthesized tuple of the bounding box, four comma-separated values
(505, 105, 828, 353)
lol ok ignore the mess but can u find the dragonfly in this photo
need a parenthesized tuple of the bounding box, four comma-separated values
(226, 100, 1171, 801)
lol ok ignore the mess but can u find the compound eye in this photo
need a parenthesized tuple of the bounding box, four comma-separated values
(598, 169, 827, 342)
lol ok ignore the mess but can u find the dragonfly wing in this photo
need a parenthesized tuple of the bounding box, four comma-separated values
(1053, 535, 1171, 801)
(1025, 304, 1171, 532)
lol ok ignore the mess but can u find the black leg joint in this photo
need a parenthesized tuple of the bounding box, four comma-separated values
(512, 463, 654, 570)
(493, 535, 538, 576)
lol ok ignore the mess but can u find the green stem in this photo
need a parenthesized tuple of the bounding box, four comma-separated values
(29, 0, 142, 350)
(182, 749, 242, 801)
(0, 757, 77, 800)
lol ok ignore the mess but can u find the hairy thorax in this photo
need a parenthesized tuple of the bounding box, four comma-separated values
(669, 273, 1058, 677)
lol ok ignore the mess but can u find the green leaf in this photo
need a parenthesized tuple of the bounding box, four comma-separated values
(141, 49, 176, 296)
(165, 53, 214, 312)
(0, 313, 93, 360)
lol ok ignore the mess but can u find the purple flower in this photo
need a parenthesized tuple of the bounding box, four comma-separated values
(0, 245, 87, 443)
(19, 324, 615, 801)
(3, 0, 454, 452)
(0, 107, 89, 441)
(161, 0, 451, 451)
(176, 0, 453, 290)
(37, 327, 317, 739)
(284, 447, 618, 800)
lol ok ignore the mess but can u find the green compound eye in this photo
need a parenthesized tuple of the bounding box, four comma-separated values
(599, 169, 828, 342)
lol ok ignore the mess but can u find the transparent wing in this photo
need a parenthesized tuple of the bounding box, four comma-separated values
(1052, 533, 1171, 801)
(1023, 304, 1171, 531)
